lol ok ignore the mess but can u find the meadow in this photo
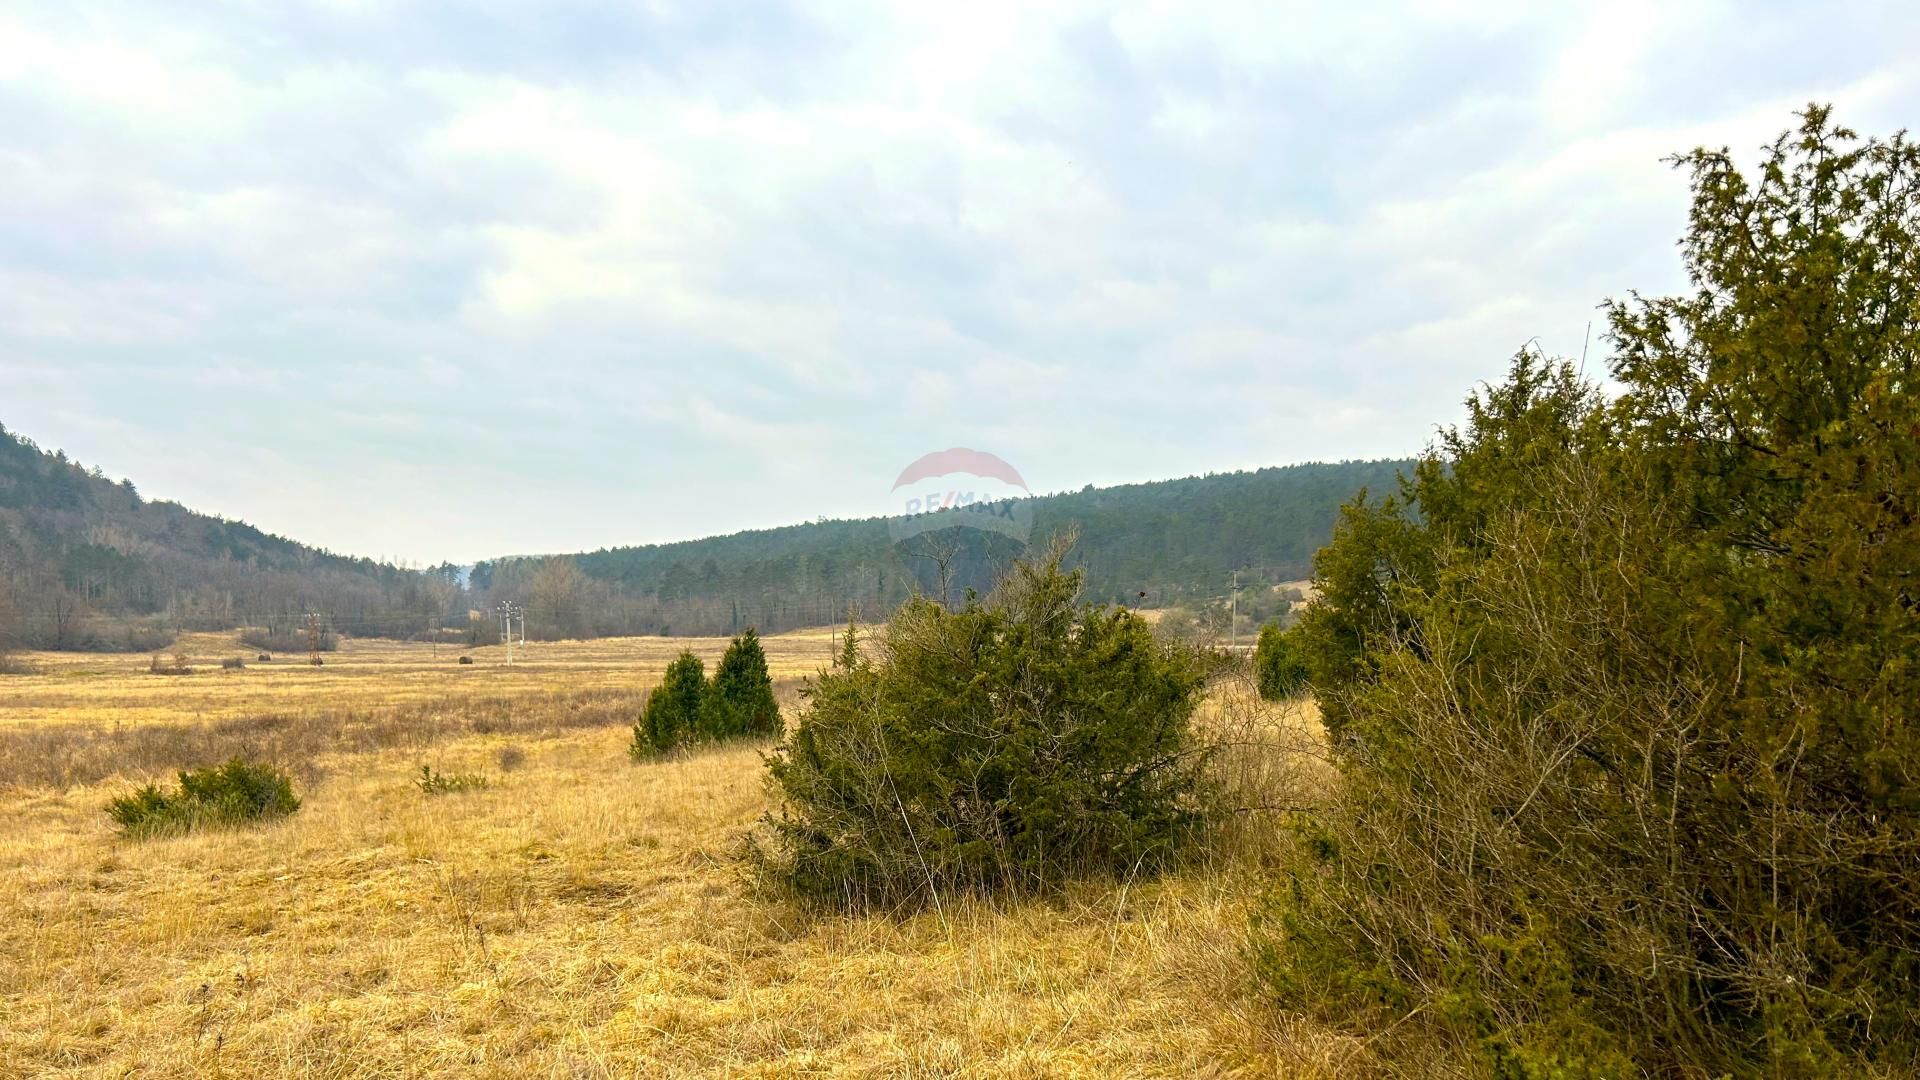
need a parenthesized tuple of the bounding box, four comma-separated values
(0, 630, 1348, 1078)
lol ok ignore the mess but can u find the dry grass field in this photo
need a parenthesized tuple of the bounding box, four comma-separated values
(0, 631, 1352, 1078)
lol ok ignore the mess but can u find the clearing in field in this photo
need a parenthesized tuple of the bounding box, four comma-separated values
(0, 631, 1348, 1078)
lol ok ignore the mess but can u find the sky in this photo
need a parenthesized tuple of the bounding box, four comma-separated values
(2, 1, 1915, 565)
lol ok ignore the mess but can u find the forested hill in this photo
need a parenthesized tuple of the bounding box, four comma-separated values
(0, 423, 449, 650)
(0, 417, 1409, 649)
(472, 459, 1411, 637)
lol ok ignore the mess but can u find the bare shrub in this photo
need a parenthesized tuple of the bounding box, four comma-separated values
(148, 653, 194, 676)
(1188, 671, 1333, 867)
(240, 627, 334, 654)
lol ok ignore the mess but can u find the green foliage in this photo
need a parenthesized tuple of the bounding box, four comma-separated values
(1252, 620, 1308, 700)
(1262, 108, 1920, 1076)
(747, 539, 1209, 909)
(707, 627, 781, 738)
(629, 632, 783, 758)
(833, 613, 860, 672)
(414, 763, 488, 795)
(632, 650, 708, 758)
(1290, 490, 1434, 742)
(107, 758, 301, 838)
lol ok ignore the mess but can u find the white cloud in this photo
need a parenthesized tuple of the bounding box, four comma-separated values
(1, 0, 1914, 561)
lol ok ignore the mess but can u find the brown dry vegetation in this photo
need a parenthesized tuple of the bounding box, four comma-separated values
(1, 630, 1351, 1077)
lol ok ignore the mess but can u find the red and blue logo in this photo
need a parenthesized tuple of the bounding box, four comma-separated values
(886, 448, 1034, 544)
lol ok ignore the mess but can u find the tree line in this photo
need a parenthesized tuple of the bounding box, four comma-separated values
(469, 459, 1406, 639)
(0, 418, 1401, 653)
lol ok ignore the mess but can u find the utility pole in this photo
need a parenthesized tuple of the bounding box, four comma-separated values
(498, 600, 516, 664)
(304, 611, 325, 666)
(1230, 570, 1238, 652)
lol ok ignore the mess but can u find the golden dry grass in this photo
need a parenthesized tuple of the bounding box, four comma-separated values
(0, 631, 1356, 1078)
(0, 630, 840, 731)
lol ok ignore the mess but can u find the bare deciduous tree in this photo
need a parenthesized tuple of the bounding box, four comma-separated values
(529, 555, 587, 640)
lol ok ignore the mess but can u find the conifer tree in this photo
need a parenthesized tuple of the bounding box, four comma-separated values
(1251, 619, 1306, 700)
(631, 649, 706, 758)
(833, 612, 860, 672)
(707, 628, 780, 738)
(750, 538, 1207, 908)
(1265, 108, 1920, 1075)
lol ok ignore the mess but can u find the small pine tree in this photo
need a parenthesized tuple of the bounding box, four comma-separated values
(1252, 619, 1308, 700)
(632, 650, 707, 758)
(707, 628, 780, 738)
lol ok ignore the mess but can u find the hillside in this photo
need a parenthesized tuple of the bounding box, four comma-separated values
(472, 459, 1411, 637)
(0, 423, 448, 650)
(0, 420, 1409, 648)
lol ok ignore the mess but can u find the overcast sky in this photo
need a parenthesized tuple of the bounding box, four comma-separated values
(2, 2, 1915, 564)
